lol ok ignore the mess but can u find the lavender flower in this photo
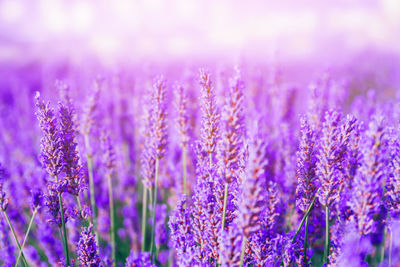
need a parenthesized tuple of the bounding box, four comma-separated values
(125, 250, 155, 267)
(59, 99, 85, 196)
(351, 114, 388, 235)
(168, 196, 196, 266)
(35, 92, 64, 183)
(296, 116, 318, 214)
(151, 75, 168, 160)
(0, 183, 8, 212)
(317, 111, 356, 209)
(77, 224, 101, 267)
(238, 135, 267, 238)
(174, 83, 190, 148)
(386, 127, 400, 218)
(199, 69, 220, 157)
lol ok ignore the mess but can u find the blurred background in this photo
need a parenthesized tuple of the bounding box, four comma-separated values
(0, 0, 399, 67)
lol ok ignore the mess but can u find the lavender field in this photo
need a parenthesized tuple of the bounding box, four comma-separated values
(1, 1, 400, 267)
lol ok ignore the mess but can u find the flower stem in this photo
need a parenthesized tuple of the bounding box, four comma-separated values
(378, 225, 387, 263)
(15, 208, 38, 267)
(150, 158, 160, 262)
(141, 186, 148, 252)
(239, 236, 247, 267)
(389, 226, 392, 267)
(182, 146, 188, 195)
(303, 216, 309, 266)
(107, 172, 116, 267)
(291, 189, 320, 243)
(84, 134, 99, 245)
(58, 192, 70, 266)
(324, 206, 329, 264)
(221, 182, 229, 232)
(3, 211, 29, 267)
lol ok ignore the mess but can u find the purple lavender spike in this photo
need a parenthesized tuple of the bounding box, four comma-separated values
(351, 114, 388, 236)
(76, 224, 101, 267)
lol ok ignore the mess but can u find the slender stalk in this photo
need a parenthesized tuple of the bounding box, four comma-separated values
(107, 172, 116, 267)
(182, 146, 188, 195)
(291, 189, 320, 243)
(84, 134, 99, 245)
(239, 236, 247, 267)
(389, 226, 392, 267)
(379, 226, 387, 263)
(221, 182, 229, 232)
(324, 206, 329, 265)
(15, 208, 38, 267)
(141, 187, 148, 252)
(150, 158, 160, 262)
(3, 211, 29, 267)
(303, 216, 309, 266)
(58, 192, 70, 266)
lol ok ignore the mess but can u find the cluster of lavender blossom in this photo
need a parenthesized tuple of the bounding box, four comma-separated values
(0, 60, 399, 267)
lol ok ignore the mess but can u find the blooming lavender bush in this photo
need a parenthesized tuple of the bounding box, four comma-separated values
(0, 56, 400, 267)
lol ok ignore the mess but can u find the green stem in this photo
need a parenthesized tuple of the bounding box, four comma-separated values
(239, 236, 247, 267)
(58, 192, 70, 266)
(107, 172, 116, 267)
(380, 226, 387, 263)
(389, 226, 392, 267)
(303, 216, 309, 266)
(85, 134, 99, 245)
(3, 211, 29, 267)
(291, 189, 320, 243)
(182, 146, 188, 195)
(141, 187, 148, 252)
(324, 206, 329, 265)
(15, 208, 38, 267)
(221, 182, 229, 232)
(150, 158, 160, 262)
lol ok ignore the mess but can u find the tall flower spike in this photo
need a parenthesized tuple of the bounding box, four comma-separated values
(351, 114, 388, 235)
(219, 69, 246, 230)
(35, 92, 64, 181)
(168, 195, 196, 267)
(238, 134, 267, 238)
(296, 116, 318, 214)
(386, 127, 400, 218)
(151, 75, 168, 160)
(316, 110, 355, 209)
(199, 69, 220, 157)
(0, 183, 8, 212)
(58, 85, 86, 196)
(77, 224, 101, 267)
(174, 82, 189, 148)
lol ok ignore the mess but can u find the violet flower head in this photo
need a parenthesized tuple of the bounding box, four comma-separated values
(219, 69, 246, 185)
(44, 186, 67, 227)
(82, 80, 101, 136)
(151, 75, 168, 160)
(351, 114, 388, 235)
(316, 110, 355, 208)
(174, 82, 190, 148)
(59, 99, 85, 196)
(168, 195, 196, 266)
(386, 127, 400, 218)
(0, 183, 8, 212)
(101, 132, 116, 177)
(125, 250, 155, 267)
(199, 69, 220, 156)
(30, 188, 43, 211)
(77, 224, 101, 267)
(296, 116, 318, 213)
(219, 224, 242, 267)
(238, 135, 267, 237)
(35, 92, 64, 179)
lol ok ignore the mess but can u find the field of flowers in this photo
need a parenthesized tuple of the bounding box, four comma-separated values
(0, 55, 399, 267)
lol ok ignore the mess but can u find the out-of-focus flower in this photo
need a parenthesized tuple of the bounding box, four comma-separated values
(351, 114, 388, 235)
